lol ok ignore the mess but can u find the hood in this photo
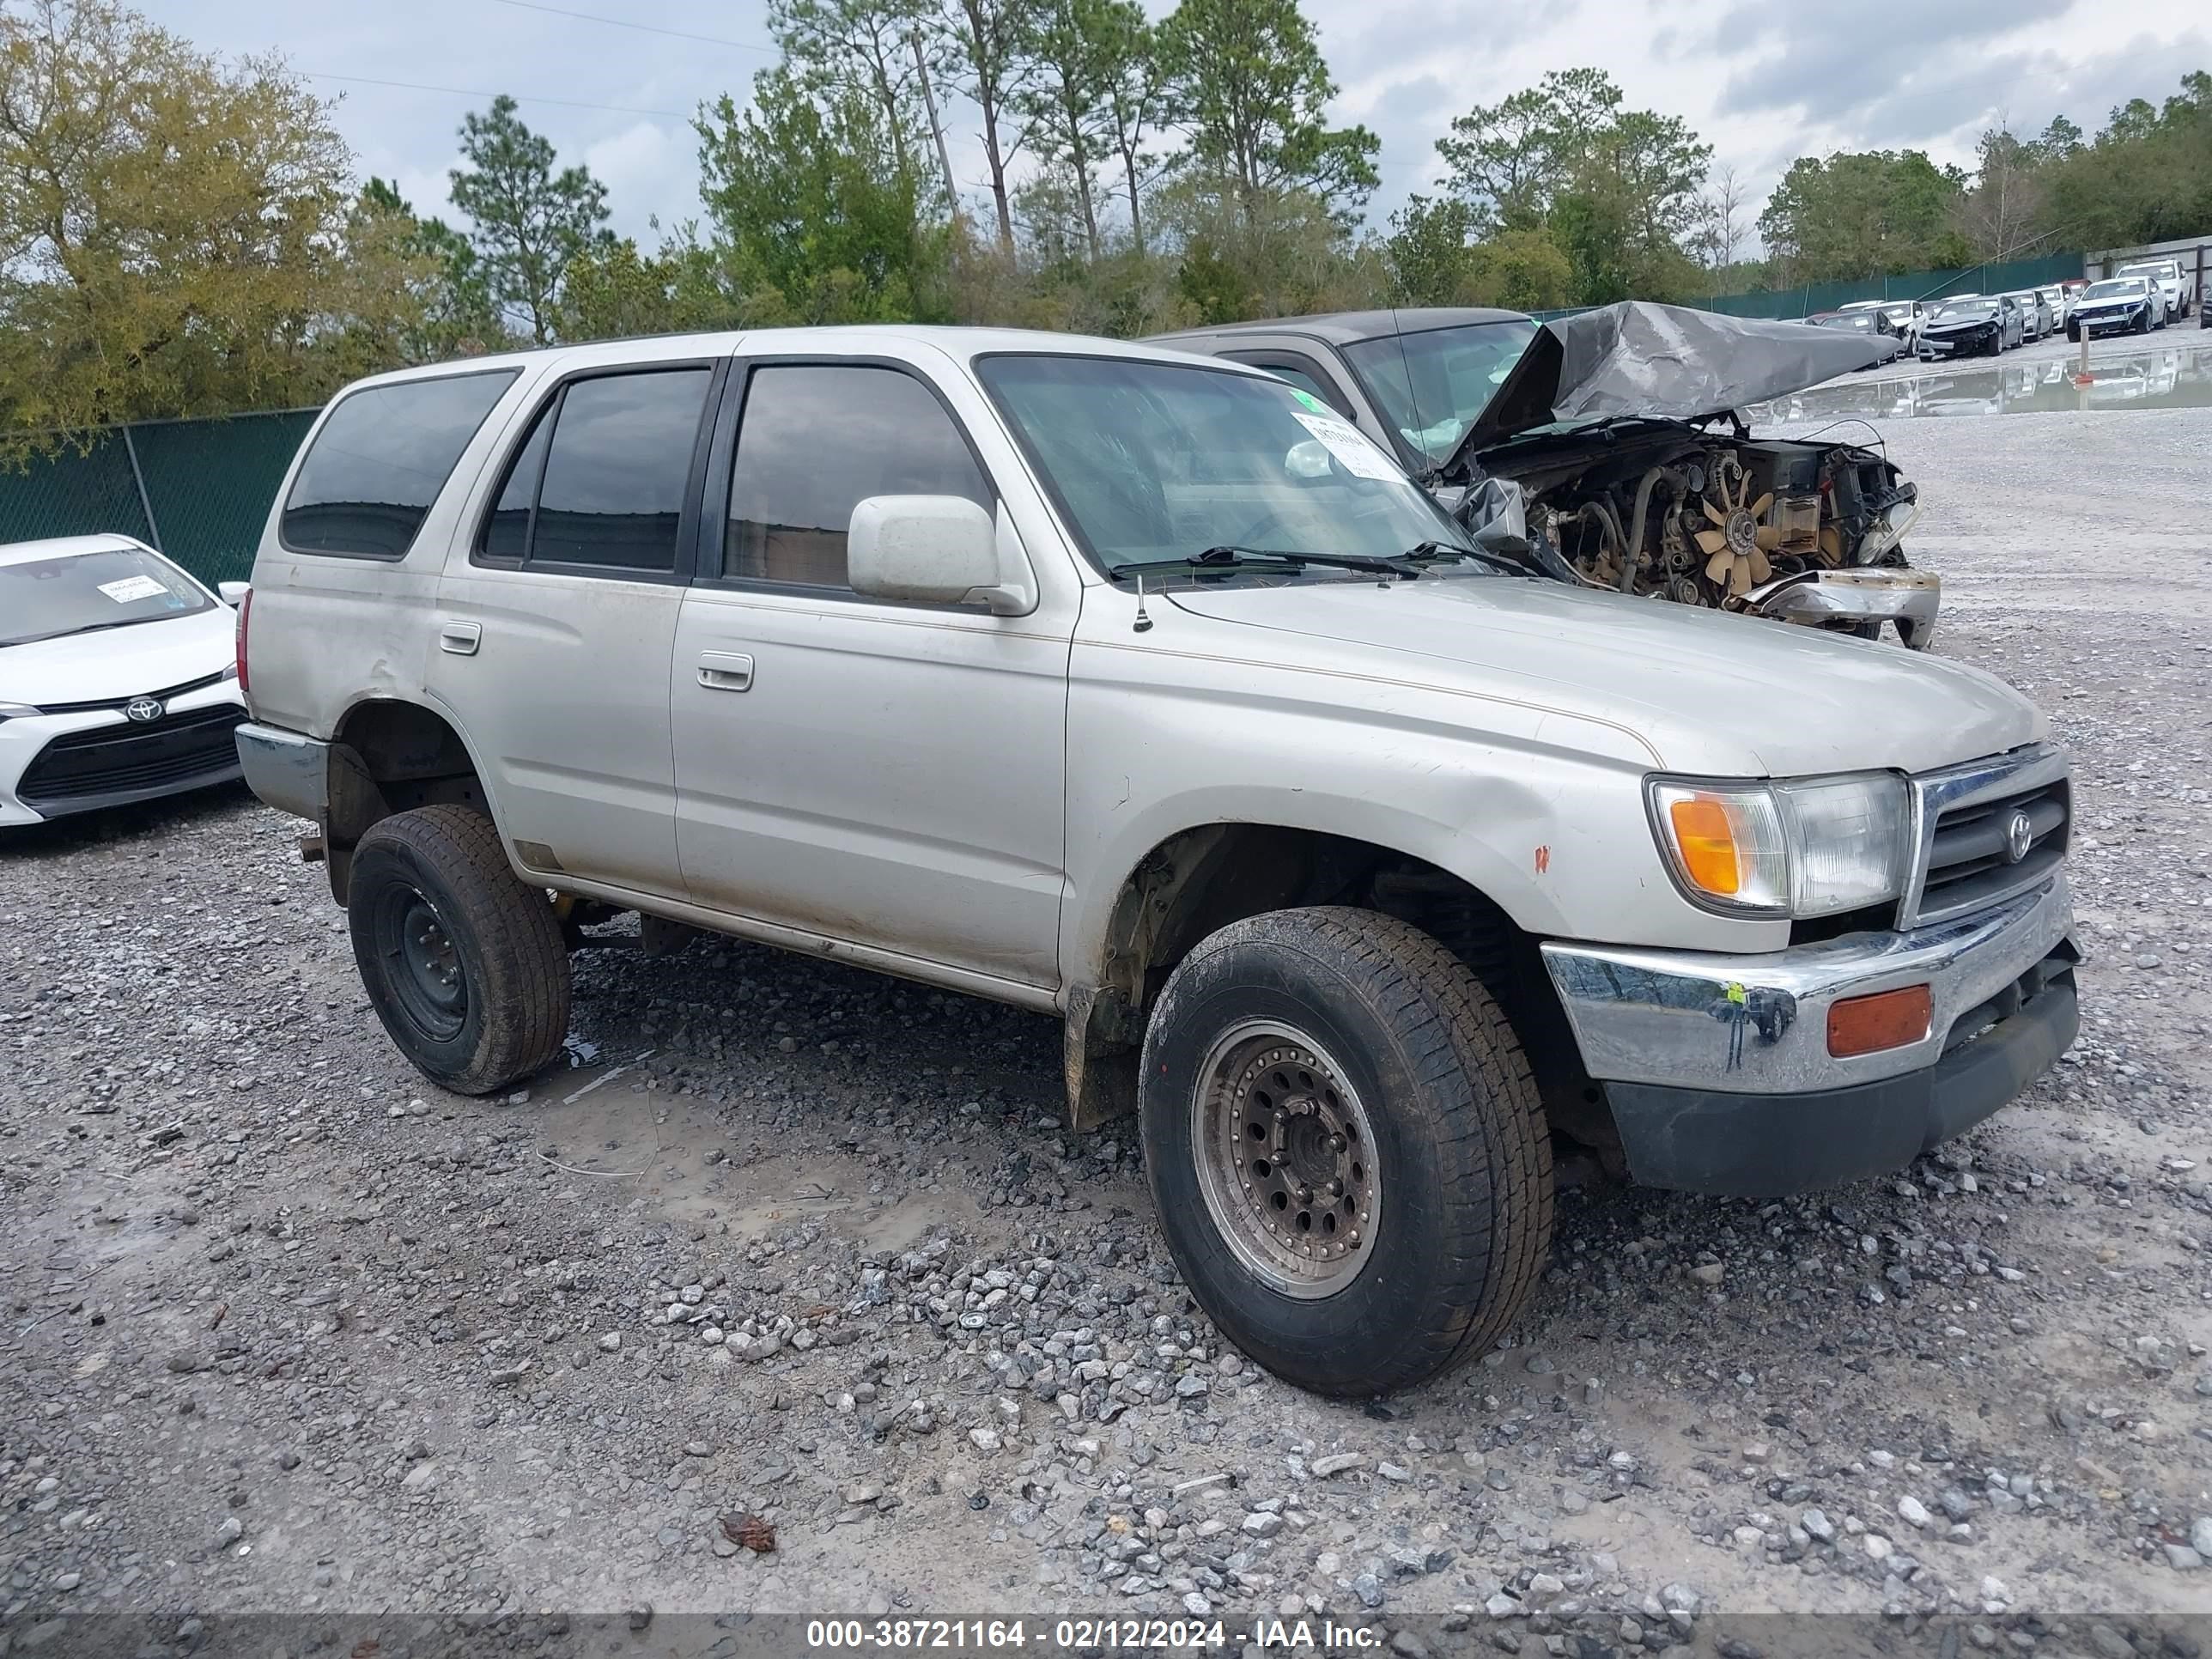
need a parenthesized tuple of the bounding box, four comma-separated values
(1163, 575, 2038, 779)
(1923, 310, 2001, 333)
(0, 604, 235, 707)
(1449, 301, 1900, 468)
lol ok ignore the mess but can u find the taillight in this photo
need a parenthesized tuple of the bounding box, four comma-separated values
(234, 588, 252, 699)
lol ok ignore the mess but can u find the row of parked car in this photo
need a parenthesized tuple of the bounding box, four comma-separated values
(1805, 257, 2201, 359)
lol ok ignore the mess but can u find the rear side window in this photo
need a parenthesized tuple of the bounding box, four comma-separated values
(475, 368, 713, 574)
(724, 365, 990, 590)
(281, 370, 518, 558)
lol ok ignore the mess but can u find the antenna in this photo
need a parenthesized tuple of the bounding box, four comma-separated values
(1133, 572, 1153, 633)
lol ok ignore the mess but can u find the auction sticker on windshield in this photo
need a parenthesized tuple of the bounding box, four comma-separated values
(97, 574, 168, 604)
(1293, 410, 1401, 482)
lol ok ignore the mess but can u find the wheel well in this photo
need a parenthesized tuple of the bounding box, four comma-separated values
(322, 702, 489, 904)
(1066, 824, 1614, 1156)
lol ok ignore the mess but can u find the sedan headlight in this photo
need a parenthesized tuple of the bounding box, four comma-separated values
(0, 701, 42, 723)
(1649, 773, 1911, 918)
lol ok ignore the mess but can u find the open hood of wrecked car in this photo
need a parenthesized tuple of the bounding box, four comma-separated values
(1446, 301, 1904, 470)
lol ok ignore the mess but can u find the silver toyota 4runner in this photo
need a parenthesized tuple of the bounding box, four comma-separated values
(234, 326, 2081, 1397)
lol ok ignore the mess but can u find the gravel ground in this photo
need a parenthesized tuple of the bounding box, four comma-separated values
(3, 407, 2210, 1658)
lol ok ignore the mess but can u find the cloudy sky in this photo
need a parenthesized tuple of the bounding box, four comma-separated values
(177, 0, 2205, 249)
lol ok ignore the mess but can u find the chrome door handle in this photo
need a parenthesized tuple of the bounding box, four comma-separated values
(439, 621, 482, 656)
(697, 650, 753, 692)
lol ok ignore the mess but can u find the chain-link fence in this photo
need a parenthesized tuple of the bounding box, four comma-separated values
(0, 409, 319, 587)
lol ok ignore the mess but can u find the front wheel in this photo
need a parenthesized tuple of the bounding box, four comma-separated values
(348, 805, 572, 1094)
(1139, 907, 1553, 1396)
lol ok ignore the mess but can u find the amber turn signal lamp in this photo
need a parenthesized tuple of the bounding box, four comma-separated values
(1667, 796, 1740, 896)
(1826, 985, 1933, 1058)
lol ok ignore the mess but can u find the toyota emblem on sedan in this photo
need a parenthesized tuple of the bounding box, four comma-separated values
(2004, 810, 2033, 863)
(125, 696, 164, 723)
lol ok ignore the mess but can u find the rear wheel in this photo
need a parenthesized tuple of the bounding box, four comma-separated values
(1139, 907, 1553, 1396)
(348, 805, 571, 1094)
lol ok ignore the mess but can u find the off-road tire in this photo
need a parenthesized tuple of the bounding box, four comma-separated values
(1139, 906, 1553, 1396)
(347, 805, 570, 1095)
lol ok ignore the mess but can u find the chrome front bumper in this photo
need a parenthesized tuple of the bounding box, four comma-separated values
(1746, 568, 1941, 637)
(1540, 872, 2078, 1096)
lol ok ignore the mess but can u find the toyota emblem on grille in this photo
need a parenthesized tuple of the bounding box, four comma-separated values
(2003, 810, 2033, 864)
(125, 696, 164, 724)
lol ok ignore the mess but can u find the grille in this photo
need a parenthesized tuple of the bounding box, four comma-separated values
(1912, 769, 2069, 926)
(17, 704, 244, 810)
(36, 671, 230, 717)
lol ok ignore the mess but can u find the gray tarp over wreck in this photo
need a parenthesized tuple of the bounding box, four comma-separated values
(1449, 301, 1901, 463)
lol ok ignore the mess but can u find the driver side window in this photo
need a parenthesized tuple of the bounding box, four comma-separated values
(723, 365, 993, 592)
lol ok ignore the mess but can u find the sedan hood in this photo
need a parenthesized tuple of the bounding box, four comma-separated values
(1449, 301, 1899, 467)
(0, 605, 235, 706)
(1164, 575, 2039, 779)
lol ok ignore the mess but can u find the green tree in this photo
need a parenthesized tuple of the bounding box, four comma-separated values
(1382, 198, 1571, 310)
(1013, 0, 1120, 258)
(447, 94, 611, 343)
(0, 0, 424, 440)
(939, 0, 1036, 252)
(358, 179, 511, 357)
(1756, 149, 1968, 283)
(695, 70, 945, 324)
(1097, 2, 1170, 253)
(770, 0, 939, 196)
(1436, 69, 1706, 304)
(1156, 0, 1378, 216)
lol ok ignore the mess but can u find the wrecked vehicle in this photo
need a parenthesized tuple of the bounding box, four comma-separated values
(1152, 303, 1936, 648)
(234, 325, 2079, 1400)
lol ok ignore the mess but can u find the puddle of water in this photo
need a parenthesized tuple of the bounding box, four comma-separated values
(1747, 337, 2212, 422)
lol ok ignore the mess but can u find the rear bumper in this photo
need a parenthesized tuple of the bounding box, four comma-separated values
(1540, 875, 2079, 1194)
(234, 721, 330, 822)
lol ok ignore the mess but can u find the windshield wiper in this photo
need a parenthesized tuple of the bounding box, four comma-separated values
(3, 618, 144, 647)
(1398, 538, 1531, 576)
(1111, 545, 1419, 580)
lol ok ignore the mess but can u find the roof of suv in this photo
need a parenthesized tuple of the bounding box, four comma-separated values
(1149, 307, 1530, 348)
(331, 325, 1283, 396)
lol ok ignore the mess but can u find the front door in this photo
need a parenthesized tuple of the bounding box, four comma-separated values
(430, 362, 720, 896)
(671, 358, 1071, 990)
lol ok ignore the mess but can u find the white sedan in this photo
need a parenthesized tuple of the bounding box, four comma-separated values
(1, 534, 248, 826)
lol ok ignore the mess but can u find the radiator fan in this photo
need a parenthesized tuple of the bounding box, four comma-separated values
(1696, 471, 1781, 597)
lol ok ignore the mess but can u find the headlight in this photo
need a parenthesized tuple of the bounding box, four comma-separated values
(0, 702, 42, 723)
(1649, 773, 1910, 918)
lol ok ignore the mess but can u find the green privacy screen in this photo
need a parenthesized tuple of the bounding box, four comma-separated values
(0, 409, 319, 587)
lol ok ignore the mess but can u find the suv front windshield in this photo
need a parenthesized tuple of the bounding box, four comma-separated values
(977, 355, 1483, 577)
(1339, 320, 1538, 470)
(1, 544, 213, 647)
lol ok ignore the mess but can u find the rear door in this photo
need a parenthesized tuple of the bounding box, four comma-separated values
(668, 351, 1073, 990)
(428, 359, 721, 896)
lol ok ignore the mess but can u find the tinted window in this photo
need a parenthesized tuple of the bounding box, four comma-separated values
(478, 404, 553, 563)
(532, 369, 713, 572)
(726, 366, 990, 588)
(1257, 364, 1337, 406)
(282, 371, 518, 557)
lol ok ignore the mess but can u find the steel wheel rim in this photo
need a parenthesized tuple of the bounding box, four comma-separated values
(375, 885, 467, 1042)
(1191, 1018, 1380, 1300)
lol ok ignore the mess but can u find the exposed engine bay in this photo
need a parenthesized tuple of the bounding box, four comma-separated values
(1439, 302, 1937, 648)
(1463, 422, 1929, 645)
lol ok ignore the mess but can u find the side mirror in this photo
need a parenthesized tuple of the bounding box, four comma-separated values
(218, 580, 251, 606)
(848, 495, 1029, 613)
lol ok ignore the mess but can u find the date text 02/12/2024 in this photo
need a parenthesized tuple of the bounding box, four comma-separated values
(804, 1617, 1388, 1650)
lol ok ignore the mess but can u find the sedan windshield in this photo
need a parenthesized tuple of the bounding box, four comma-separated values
(1339, 320, 1538, 469)
(2082, 280, 2147, 301)
(1816, 313, 1879, 331)
(1, 544, 212, 647)
(1934, 300, 1997, 319)
(976, 355, 1482, 576)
